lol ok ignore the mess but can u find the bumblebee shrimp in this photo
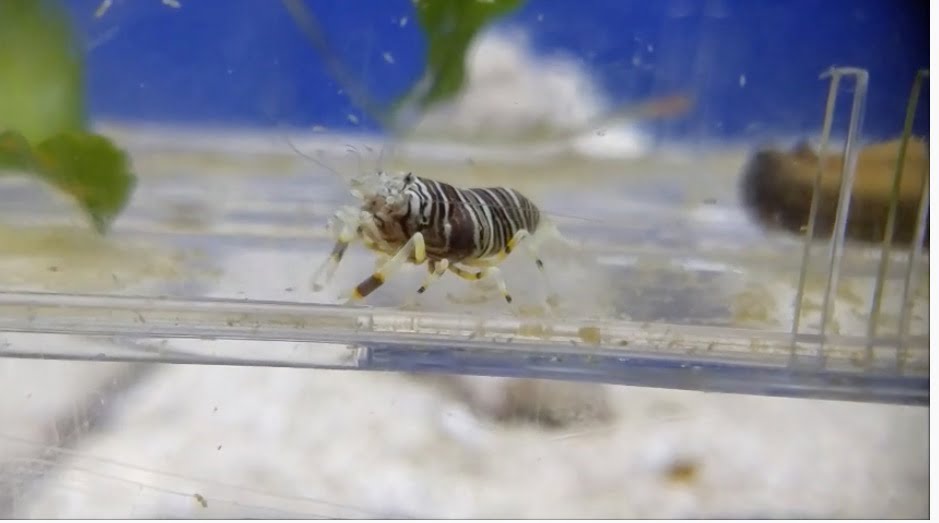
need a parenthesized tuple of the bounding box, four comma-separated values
(311, 170, 560, 305)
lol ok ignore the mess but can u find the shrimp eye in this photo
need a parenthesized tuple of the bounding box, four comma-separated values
(404, 173, 414, 184)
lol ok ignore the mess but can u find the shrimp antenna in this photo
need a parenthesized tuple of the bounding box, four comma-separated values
(281, 0, 394, 130)
(363, 144, 382, 173)
(345, 144, 365, 174)
(378, 141, 398, 173)
(284, 134, 343, 178)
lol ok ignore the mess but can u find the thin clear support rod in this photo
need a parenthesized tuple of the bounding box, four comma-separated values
(898, 163, 930, 348)
(897, 74, 930, 368)
(816, 67, 869, 365)
(866, 69, 928, 362)
(790, 72, 842, 355)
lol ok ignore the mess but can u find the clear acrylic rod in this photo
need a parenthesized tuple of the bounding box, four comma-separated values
(897, 76, 930, 368)
(790, 71, 842, 354)
(0, 290, 928, 405)
(817, 67, 869, 364)
(866, 69, 928, 362)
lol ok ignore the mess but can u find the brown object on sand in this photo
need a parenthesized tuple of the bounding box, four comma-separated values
(739, 137, 929, 247)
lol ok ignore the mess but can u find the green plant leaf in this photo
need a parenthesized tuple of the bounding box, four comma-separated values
(0, 0, 137, 234)
(0, 129, 37, 173)
(0, 130, 137, 234)
(0, 0, 85, 143)
(401, 0, 525, 112)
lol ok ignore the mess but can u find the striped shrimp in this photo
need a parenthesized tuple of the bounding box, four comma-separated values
(311, 170, 556, 305)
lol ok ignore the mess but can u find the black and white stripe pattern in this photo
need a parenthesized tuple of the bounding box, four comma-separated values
(400, 174, 541, 262)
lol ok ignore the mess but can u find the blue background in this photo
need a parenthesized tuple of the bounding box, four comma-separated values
(64, 0, 929, 142)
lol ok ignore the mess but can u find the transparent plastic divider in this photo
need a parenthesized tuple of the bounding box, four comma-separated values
(0, 291, 927, 405)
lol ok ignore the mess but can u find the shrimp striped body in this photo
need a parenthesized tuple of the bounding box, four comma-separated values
(400, 175, 541, 262)
(311, 170, 554, 306)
